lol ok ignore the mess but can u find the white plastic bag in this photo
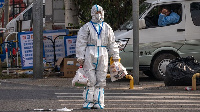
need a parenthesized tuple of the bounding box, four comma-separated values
(72, 67, 88, 86)
(109, 62, 128, 82)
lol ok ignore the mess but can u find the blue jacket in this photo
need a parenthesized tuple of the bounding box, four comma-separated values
(158, 12, 180, 26)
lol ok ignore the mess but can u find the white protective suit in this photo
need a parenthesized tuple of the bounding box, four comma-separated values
(76, 5, 120, 109)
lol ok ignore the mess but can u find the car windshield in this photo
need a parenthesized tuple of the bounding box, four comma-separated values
(120, 2, 151, 30)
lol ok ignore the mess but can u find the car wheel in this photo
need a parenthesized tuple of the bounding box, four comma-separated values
(151, 53, 177, 80)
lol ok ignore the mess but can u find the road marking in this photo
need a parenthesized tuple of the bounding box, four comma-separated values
(55, 93, 200, 96)
(56, 92, 200, 110)
(61, 103, 200, 106)
(103, 108, 200, 110)
(58, 99, 200, 102)
(57, 95, 200, 99)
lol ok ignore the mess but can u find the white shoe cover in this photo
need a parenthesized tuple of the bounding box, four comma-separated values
(83, 102, 94, 109)
(93, 103, 104, 109)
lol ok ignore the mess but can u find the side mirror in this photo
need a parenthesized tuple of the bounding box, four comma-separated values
(139, 19, 146, 29)
(19, 14, 24, 20)
(126, 21, 133, 31)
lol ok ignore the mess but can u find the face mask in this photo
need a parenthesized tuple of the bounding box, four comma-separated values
(95, 14, 102, 21)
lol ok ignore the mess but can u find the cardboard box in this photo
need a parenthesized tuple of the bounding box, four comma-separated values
(56, 58, 80, 78)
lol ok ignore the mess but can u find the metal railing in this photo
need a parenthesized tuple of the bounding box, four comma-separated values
(106, 74, 134, 89)
(5, 32, 19, 75)
(192, 73, 200, 90)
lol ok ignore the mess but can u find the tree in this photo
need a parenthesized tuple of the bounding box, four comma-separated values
(74, 0, 145, 30)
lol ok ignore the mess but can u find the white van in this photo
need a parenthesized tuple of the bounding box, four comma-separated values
(114, 0, 200, 80)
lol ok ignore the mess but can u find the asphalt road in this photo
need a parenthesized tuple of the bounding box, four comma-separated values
(0, 77, 200, 112)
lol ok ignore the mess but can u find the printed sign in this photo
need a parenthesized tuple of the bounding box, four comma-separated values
(43, 30, 67, 63)
(18, 32, 33, 69)
(64, 36, 77, 57)
(18, 29, 68, 69)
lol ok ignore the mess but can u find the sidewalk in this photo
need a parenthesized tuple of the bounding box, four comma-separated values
(0, 76, 162, 88)
(1, 76, 197, 91)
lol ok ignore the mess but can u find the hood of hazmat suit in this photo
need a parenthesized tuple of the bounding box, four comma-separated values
(91, 5, 104, 23)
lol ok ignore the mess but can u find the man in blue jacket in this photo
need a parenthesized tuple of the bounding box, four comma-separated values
(158, 6, 180, 26)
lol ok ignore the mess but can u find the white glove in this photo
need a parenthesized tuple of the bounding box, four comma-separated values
(77, 58, 84, 65)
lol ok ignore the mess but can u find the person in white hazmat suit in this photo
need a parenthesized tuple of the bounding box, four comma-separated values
(76, 4, 120, 109)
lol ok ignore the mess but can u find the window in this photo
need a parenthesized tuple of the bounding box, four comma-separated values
(145, 3, 182, 28)
(23, 5, 45, 21)
(191, 2, 200, 26)
(43, 5, 45, 18)
(23, 8, 32, 21)
(119, 3, 182, 30)
(120, 2, 151, 30)
(139, 2, 152, 18)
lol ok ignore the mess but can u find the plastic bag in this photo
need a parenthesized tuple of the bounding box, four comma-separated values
(109, 62, 128, 82)
(72, 67, 88, 87)
(164, 56, 200, 86)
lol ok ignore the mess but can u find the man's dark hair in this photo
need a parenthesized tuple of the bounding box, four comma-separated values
(162, 6, 171, 12)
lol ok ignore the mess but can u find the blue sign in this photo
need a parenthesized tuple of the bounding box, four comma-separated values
(64, 36, 77, 57)
(0, 0, 4, 8)
(18, 29, 69, 69)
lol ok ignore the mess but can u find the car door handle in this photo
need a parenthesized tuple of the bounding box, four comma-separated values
(177, 29, 185, 32)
